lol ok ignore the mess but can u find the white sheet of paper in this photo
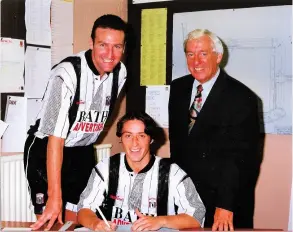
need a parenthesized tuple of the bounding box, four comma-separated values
(0, 38, 25, 93)
(51, 0, 73, 66)
(2, 228, 31, 231)
(74, 227, 91, 231)
(25, 46, 51, 98)
(0, 120, 9, 137)
(27, 98, 42, 131)
(25, 0, 51, 46)
(2, 96, 27, 152)
(146, 85, 170, 128)
(74, 225, 178, 231)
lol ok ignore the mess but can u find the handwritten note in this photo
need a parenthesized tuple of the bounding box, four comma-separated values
(146, 85, 170, 128)
(140, 8, 167, 86)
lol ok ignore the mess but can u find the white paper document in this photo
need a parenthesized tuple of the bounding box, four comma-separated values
(27, 98, 42, 131)
(25, 0, 52, 46)
(25, 46, 51, 98)
(0, 38, 25, 93)
(2, 227, 32, 231)
(74, 225, 177, 231)
(2, 228, 31, 231)
(146, 85, 170, 128)
(2, 96, 27, 152)
(0, 120, 9, 137)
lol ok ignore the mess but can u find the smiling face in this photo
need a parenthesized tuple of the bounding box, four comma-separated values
(185, 35, 222, 84)
(90, 27, 125, 77)
(121, 119, 152, 173)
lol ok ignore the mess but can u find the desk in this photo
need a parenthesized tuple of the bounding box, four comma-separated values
(0, 221, 76, 231)
(1, 222, 283, 231)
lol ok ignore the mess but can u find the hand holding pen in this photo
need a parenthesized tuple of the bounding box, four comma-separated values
(93, 206, 117, 231)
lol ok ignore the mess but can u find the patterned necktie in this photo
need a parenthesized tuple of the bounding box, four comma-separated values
(188, 84, 203, 133)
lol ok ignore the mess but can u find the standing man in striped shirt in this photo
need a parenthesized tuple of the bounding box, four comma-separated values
(77, 111, 206, 231)
(24, 14, 128, 230)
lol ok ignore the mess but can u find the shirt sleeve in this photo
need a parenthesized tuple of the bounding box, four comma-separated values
(77, 160, 108, 212)
(170, 164, 206, 227)
(38, 63, 76, 138)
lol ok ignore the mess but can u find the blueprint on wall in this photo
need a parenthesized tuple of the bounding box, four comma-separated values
(172, 5, 292, 135)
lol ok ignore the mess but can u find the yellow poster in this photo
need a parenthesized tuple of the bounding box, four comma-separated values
(140, 8, 167, 86)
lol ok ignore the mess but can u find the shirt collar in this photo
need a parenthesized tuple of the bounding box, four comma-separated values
(124, 154, 156, 173)
(85, 49, 100, 76)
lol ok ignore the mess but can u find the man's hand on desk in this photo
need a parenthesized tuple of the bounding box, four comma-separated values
(212, 207, 234, 231)
(30, 197, 63, 230)
(131, 209, 163, 231)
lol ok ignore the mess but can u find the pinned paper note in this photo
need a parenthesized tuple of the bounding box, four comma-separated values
(140, 8, 167, 86)
(25, 0, 51, 46)
(0, 37, 25, 93)
(146, 85, 170, 128)
(25, 46, 51, 98)
(2, 96, 27, 152)
(2, 228, 31, 231)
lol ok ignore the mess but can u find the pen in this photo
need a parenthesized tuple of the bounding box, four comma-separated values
(96, 206, 111, 228)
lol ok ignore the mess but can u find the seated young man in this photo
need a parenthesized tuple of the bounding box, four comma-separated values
(77, 111, 206, 231)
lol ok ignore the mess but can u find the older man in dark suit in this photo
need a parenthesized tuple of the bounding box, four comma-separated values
(168, 29, 260, 231)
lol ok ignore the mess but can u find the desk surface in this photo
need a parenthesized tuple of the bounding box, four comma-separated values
(1, 221, 283, 231)
(0, 221, 75, 231)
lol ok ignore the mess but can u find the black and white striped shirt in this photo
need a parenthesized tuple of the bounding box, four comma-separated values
(33, 50, 127, 147)
(77, 153, 206, 226)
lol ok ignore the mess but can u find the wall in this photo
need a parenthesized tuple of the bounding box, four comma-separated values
(254, 135, 292, 229)
(156, 133, 292, 230)
(73, 0, 128, 155)
(74, 1, 292, 229)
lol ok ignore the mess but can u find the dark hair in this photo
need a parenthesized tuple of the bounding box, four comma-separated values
(116, 111, 158, 141)
(91, 14, 127, 41)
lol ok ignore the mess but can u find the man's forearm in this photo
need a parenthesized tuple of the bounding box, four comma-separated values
(78, 208, 102, 230)
(47, 136, 64, 199)
(159, 214, 201, 229)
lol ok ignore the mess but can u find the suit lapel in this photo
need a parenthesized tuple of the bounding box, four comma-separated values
(189, 70, 227, 136)
(182, 75, 195, 130)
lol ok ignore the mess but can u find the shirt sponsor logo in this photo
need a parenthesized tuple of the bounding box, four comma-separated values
(72, 110, 108, 133)
(112, 207, 137, 225)
(111, 206, 156, 225)
(72, 122, 104, 132)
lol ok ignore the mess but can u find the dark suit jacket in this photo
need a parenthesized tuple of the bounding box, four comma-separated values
(168, 69, 260, 228)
